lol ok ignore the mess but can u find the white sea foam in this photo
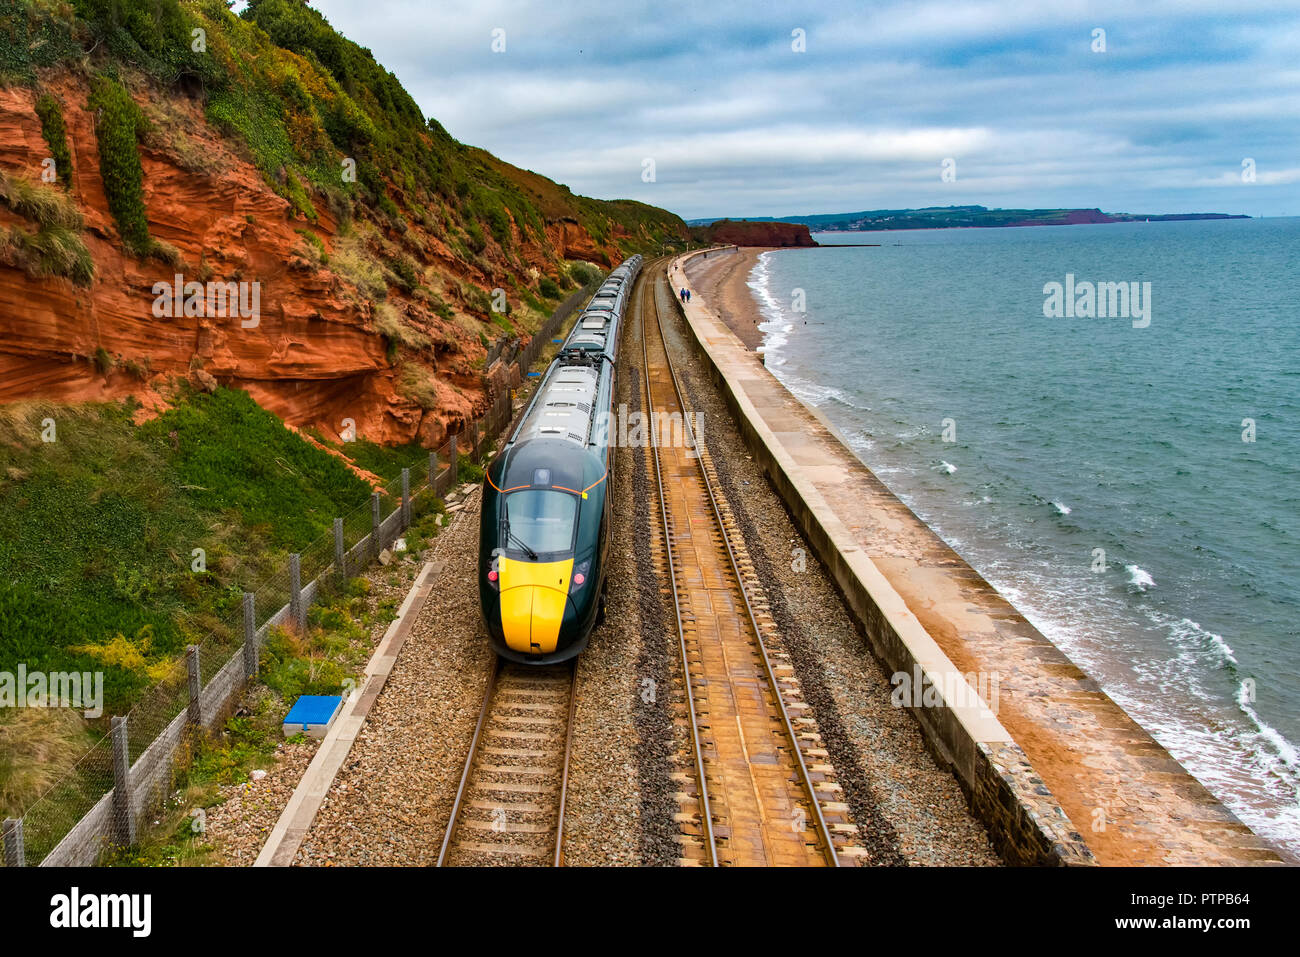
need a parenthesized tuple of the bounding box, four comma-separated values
(747, 252, 789, 358)
(1125, 564, 1156, 590)
(1168, 617, 1239, 667)
(1237, 684, 1299, 767)
(1051, 501, 1072, 515)
(936, 460, 957, 474)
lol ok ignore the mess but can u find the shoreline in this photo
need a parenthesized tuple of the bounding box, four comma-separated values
(670, 248, 1285, 866)
(680, 246, 772, 351)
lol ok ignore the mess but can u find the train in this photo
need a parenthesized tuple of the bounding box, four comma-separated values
(478, 255, 643, 663)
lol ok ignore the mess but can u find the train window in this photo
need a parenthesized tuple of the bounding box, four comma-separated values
(503, 489, 577, 554)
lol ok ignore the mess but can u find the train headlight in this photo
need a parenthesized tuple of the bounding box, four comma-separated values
(569, 560, 591, 593)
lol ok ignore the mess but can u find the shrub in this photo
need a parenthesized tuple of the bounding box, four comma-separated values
(387, 253, 418, 293)
(34, 92, 74, 190)
(538, 276, 560, 299)
(88, 75, 151, 254)
(569, 261, 602, 287)
(283, 169, 317, 222)
(463, 221, 486, 254)
(295, 228, 328, 265)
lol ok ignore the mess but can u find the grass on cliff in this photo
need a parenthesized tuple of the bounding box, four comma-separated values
(0, 170, 95, 285)
(0, 168, 83, 229)
(0, 389, 392, 812)
(0, 223, 96, 286)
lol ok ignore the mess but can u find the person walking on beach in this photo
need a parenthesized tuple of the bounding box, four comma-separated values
(686, 289, 691, 302)
(680, 287, 686, 302)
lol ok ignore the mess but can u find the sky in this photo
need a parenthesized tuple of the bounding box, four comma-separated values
(295, 0, 1300, 221)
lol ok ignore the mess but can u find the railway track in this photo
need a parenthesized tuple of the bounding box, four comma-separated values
(639, 259, 861, 866)
(437, 657, 577, 866)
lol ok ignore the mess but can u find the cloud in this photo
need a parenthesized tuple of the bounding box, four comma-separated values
(309, 0, 1300, 218)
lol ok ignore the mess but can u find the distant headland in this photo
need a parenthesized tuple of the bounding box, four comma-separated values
(687, 205, 1250, 233)
(689, 220, 819, 247)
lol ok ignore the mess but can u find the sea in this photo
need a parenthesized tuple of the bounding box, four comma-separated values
(747, 218, 1300, 857)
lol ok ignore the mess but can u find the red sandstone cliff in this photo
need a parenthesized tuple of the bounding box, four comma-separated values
(693, 220, 818, 247)
(0, 73, 667, 448)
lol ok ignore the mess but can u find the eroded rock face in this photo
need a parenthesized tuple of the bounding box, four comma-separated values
(0, 74, 629, 448)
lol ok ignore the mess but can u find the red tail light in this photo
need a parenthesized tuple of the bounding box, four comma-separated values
(569, 559, 591, 593)
(487, 569, 499, 582)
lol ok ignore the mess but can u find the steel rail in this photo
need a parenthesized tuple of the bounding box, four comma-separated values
(437, 654, 501, 867)
(638, 258, 719, 867)
(553, 660, 579, 867)
(437, 657, 576, 867)
(645, 260, 840, 867)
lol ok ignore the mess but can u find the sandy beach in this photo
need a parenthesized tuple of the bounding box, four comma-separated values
(679, 246, 771, 351)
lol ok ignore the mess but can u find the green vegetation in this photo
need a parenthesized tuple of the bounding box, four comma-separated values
(568, 261, 602, 287)
(5, 0, 686, 317)
(0, 169, 95, 286)
(0, 168, 83, 229)
(101, 575, 402, 866)
(136, 388, 373, 548)
(0, 390, 380, 737)
(34, 91, 74, 189)
(0, 2, 84, 84)
(295, 228, 328, 265)
(87, 74, 151, 253)
(0, 223, 95, 286)
(332, 438, 430, 483)
(456, 452, 484, 484)
(694, 206, 1249, 234)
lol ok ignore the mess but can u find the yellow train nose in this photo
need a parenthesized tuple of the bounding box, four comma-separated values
(498, 557, 572, 655)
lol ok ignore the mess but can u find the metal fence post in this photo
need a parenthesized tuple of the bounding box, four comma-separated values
(428, 450, 437, 491)
(2, 818, 24, 867)
(401, 468, 411, 529)
(110, 716, 136, 847)
(371, 491, 382, 557)
(289, 553, 303, 629)
(334, 517, 345, 581)
(448, 434, 458, 484)
(242, 592, 258, 680)
(186, 645, 202, 729)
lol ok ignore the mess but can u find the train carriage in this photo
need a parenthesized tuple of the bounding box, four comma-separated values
(478, 256, 642, 662)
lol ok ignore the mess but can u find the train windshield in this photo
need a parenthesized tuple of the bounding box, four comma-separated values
(502, 489, 577, 555)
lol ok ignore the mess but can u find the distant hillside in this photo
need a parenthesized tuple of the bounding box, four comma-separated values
(0, 0, 687, 447)
(688, 205, 1249, 232)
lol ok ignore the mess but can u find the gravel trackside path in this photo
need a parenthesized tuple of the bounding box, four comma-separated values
(294, 490, 492, 865)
